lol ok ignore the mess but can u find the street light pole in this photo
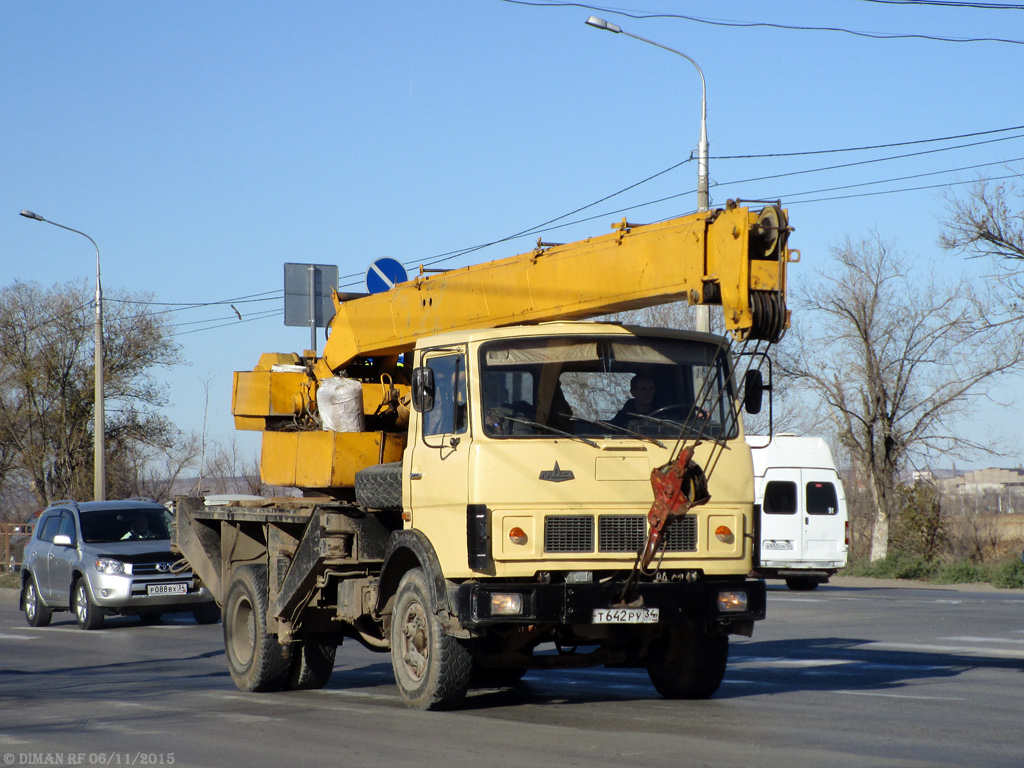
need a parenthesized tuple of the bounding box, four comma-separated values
(19, 210, 106, 501)
(585, 16, 711, 331)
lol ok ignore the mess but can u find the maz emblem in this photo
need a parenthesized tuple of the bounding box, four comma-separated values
(539, 462, 575, 483)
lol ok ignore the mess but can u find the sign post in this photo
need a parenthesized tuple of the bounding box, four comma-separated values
(284, 262, 339, 354)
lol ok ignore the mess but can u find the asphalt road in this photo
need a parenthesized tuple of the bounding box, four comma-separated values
(1, 578, 1022, 768)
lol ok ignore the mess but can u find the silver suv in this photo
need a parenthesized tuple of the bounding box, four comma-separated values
(20, 499, 218, 630)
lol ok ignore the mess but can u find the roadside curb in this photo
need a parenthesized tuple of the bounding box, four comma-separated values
(828, 575, 1020, 593)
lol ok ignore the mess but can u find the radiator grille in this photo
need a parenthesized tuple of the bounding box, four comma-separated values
(544, 516, 594, 553)
(133, 561, 184, 576)
(663, 515, 698, 551)
(543, 514, 700, 554)
(598, 515, 645, 553)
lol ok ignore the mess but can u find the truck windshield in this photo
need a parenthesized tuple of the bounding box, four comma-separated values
(479, 335, 738, 440)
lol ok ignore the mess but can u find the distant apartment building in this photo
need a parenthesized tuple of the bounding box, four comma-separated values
(934, 467, 1024, 514)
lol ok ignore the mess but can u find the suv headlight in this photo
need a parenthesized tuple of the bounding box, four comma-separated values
(95, 558, 126, 575)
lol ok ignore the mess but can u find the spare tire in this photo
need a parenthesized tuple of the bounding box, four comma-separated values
(355, 461, 403, 511)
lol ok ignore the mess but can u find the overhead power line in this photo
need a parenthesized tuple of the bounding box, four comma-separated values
(339, 157, 694, 284)
(107, 290, 281, 317)
(502, 0, 1024, 45)
(853, 0, 1024, 9)
(171, 308, 281, 337)
(335, 125, 1024, 284)
(714, 124, 1024, 160)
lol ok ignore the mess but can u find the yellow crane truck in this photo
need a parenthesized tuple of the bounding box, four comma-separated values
(173, 201, 794, 709)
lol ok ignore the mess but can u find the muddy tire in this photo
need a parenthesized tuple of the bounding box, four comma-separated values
(646, 623, 728, 699)
(354, 461, 403, 511)
(73, 578, 104, 630)
(223, 565, 289, 692)
(390, 568, 472, 710)
(22, 575, 52, 628)
(286, 635, 338, 690)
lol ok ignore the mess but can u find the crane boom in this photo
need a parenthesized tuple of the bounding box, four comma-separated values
(322, 203, 790, 371)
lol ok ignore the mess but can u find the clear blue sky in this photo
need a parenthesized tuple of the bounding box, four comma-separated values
(3, 1, 1023, 468)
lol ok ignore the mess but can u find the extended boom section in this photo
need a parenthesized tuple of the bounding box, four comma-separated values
(323, 202, 789, 370)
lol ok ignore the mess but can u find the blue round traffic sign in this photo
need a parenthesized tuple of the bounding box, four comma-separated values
(365, 258, 408, 293)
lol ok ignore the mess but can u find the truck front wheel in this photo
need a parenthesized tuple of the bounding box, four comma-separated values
(646, 623, 728, 699)
(390, 568, 472, 710)
(224, 565, 289, 692)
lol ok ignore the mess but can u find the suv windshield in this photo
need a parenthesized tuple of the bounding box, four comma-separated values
(480, 334, 738, 440)
(79, 508, 171, 543)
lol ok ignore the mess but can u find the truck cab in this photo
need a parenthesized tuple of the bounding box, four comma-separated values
(403, 323, 756, 583)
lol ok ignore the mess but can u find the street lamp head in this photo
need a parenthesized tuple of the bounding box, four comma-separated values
(20, 209, 44, 221)
(585, 16, 621, 34)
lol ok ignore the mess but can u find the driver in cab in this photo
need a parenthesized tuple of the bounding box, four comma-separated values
(611, 374, 656, 428)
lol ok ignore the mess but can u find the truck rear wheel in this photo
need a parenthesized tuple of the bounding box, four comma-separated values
(224, 565, 289, 692)
(390, 567, 472, 710)
(646, 624, 728, 699)
(286, 635, 337, 690)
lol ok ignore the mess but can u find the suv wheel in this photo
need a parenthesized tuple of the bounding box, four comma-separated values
(22, 576, 53, 628)
(193, 602, 221, 625)
(73, 578, 105, 630)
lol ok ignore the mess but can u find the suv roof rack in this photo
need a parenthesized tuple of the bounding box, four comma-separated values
(46, 499, 80, 510)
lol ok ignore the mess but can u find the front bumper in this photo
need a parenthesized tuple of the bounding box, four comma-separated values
(453, 578, 766, 629)
(87, 570, 213, 611)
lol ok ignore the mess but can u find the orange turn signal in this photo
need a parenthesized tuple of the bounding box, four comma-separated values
(715, 525, 734, 543)
(508, 527, 528, 545)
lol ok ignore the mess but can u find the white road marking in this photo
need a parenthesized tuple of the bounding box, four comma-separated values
(939, 635, 1024, 644)
(732, 657, 855, 669)
(859, 641, 1024, 659)
(837, 690, 967, 702)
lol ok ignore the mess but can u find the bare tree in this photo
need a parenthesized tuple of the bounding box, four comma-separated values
(123, 431, 203, 504)
(778, 234, 1024, 561)
(941, 171, 1024, 308)
(0, 280, 182, 505)
(201, 436, 264, 496)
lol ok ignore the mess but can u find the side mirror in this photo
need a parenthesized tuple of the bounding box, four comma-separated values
(743, 369, 764, 415)
(411, 366, 435, 413)
(53, 534, 74, 547)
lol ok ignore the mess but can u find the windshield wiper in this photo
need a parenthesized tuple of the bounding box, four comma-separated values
(503, 417, 600, 449)
(628, 412, 724, 444)
(569, 416, 666, 449)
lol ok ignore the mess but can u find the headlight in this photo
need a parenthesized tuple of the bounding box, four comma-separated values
(717, 590, 748, 613)
(490, 593, 524, 616)
(94, 558, 126, 575)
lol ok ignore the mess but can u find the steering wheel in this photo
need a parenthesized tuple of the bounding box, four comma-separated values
(648, 403, 708, 421)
